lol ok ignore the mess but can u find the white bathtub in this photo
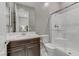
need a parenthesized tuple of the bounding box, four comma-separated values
(42, 43, 79, 56)
(40, 35, 79, 56)
(44, 43, 68, 56)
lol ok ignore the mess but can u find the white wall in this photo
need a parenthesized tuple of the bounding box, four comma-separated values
(61, 2, 75, 8)
(34, 3, 49, 34)
(0, 2, 7, 56)
(16, 2, 38, 8)
(0, 2, 7, 35)
(34, 2, 60, 34)
(48, 2, 61, 14)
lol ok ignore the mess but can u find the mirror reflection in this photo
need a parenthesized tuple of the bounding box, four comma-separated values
(6, 2, 35, 32)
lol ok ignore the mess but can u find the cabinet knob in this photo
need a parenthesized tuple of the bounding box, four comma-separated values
(5, 42, 6, 44)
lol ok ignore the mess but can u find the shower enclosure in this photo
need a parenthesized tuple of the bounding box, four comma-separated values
(49, 2, 79, 56)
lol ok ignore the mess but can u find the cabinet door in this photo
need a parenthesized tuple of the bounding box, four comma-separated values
(27, 44, 40, 56)
(8, 46, 26, 56)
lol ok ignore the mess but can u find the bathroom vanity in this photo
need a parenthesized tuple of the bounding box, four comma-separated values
(6, 33, 41, 56)
(7, 37, 40, 56)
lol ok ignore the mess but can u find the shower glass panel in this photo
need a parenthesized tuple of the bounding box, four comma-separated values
(66, 3, 79, 53)
(50, 11, 67, 52)
(50, 3, 79, 56)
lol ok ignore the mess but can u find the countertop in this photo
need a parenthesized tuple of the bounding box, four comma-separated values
(6, 35, 40, 45)
(7, 35, 40, 42)
(6, 34, 48, 45)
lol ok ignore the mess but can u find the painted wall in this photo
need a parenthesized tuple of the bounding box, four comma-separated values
(34, 3, 49, 34)
(0, 2, 7, 35)
(34, 2, 60, 34)
(0, 2, 7, 56)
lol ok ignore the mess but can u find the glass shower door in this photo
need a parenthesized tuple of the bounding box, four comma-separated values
(49, 10, 67, 56)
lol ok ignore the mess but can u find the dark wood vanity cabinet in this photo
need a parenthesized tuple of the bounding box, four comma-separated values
(7, 37, 40, 56)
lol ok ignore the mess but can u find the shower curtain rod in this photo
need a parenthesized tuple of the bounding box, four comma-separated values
(50, 2, 79, 15)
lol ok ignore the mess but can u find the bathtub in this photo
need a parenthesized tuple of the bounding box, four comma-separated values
(40, 35, 79, 56)
(42, 43, 79, 56)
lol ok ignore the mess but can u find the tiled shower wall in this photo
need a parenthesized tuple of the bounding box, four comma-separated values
(50, 3, 79, 52)
(65, 3, 79, 51)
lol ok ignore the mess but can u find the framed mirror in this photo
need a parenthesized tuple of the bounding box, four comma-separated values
(6, 2, 35, 32)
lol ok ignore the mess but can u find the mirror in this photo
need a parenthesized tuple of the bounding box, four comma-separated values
(6, 2, 35, 32)
(15, 3, 30, 32)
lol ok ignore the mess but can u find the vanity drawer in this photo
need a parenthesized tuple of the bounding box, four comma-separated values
(7, 45, 26, 56)
(31, 37, 40, 43)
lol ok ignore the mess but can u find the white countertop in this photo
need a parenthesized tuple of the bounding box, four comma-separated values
(6, 32, 48, 45)
(6, 34, 41, 42)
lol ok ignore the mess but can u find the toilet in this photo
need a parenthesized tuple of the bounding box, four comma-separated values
(40, 35, 56, 56)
